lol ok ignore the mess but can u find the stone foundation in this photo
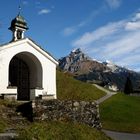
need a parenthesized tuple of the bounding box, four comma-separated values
(0, 94, 17, 101)
(32, 100, 101, 129)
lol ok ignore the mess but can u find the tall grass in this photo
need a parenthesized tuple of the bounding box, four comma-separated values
(17, 121, 112, 140)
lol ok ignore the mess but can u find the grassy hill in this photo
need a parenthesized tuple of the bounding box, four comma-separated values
(100, 93, 140, 133)
(57, 70, 140, 134)
(57, 70, 106, 101)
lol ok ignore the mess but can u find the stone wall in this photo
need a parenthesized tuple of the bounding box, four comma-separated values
(32, 100, 101, 129)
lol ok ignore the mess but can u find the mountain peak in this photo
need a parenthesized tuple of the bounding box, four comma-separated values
(71, 48, 82, 53)
(59, 49, 140, 91)
(59, 49, 109, 73)
(69, 48, 91, 60)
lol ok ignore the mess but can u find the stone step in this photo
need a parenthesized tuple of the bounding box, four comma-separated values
(11, 116, 26, 120)
(0, 132, 18, 140)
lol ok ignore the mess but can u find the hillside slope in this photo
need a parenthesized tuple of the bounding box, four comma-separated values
(57, 70, 106, 101)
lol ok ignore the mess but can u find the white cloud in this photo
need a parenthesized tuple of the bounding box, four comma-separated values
(63, 27, 77, 36)
(38, 9, 51, 15)
(116, 54, 140, 66)
(125, 12, 140, 31)
(125, 21, 140, 31)
(116, 54, 140, 71)
(62, 0, 121, 37)
(103, 31, 140, 58)
(133, 12, 140, 21)
(105, 0, 122, 9)
(62, 5, 106, 36)
(78, 5, 106, 28)
(72, 11, 140, 71)
(73, 21, 125, 47)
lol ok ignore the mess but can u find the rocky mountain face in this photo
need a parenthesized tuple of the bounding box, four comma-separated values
(59, 48, 140, 91)
(59, 48, 110, 73)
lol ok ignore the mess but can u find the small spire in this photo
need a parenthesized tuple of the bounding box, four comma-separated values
(18, 5, 22, 15)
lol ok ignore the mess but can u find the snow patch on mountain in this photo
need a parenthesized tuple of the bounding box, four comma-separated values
(103, 60, 131, 73)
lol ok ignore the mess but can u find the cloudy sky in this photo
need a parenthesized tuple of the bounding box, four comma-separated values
(0, 0, 140, 71)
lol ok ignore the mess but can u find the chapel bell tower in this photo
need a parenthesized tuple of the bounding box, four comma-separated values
(9, 13, 28, 41)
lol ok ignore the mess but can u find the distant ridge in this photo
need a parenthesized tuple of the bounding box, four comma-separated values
(59, 48, 140, 91)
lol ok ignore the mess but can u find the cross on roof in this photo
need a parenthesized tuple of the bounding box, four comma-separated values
(18, 5, 22, 15)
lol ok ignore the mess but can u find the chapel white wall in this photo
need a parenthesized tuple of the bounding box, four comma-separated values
(0, 39, 57, 99)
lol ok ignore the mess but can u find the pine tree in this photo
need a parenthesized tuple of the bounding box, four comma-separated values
(124, 77, 133, 94)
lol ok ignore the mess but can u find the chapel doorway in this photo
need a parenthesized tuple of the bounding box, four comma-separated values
(9, 57, 30, 100)
(9, 52, 43, 101)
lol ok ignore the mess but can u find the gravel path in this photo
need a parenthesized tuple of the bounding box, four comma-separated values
(93, 84, 117, 104)
(103, 130, 140, 140)
(93, 84, 140, 140)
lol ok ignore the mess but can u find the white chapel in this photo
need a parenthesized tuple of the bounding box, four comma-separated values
(0, 13, 58, 100)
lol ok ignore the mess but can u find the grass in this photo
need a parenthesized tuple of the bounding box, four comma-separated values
(57, 70, 106, 101)
(17, 121, 112, 140)
(0, 71, 110, 139)
(100, 93, 140, 133)
(0, 119, 6, 133)
(0, 99, 19, 107)
(0, 99, 28, 133)
(0, 99, 17, 132)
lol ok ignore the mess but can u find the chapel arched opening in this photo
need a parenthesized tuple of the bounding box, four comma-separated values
(9, 52, 43, 100)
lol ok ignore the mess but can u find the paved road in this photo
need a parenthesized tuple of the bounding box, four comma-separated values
(103, 130, 140, 140)
(93, 84, 117, 104)
(94, 85, 140, 140)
